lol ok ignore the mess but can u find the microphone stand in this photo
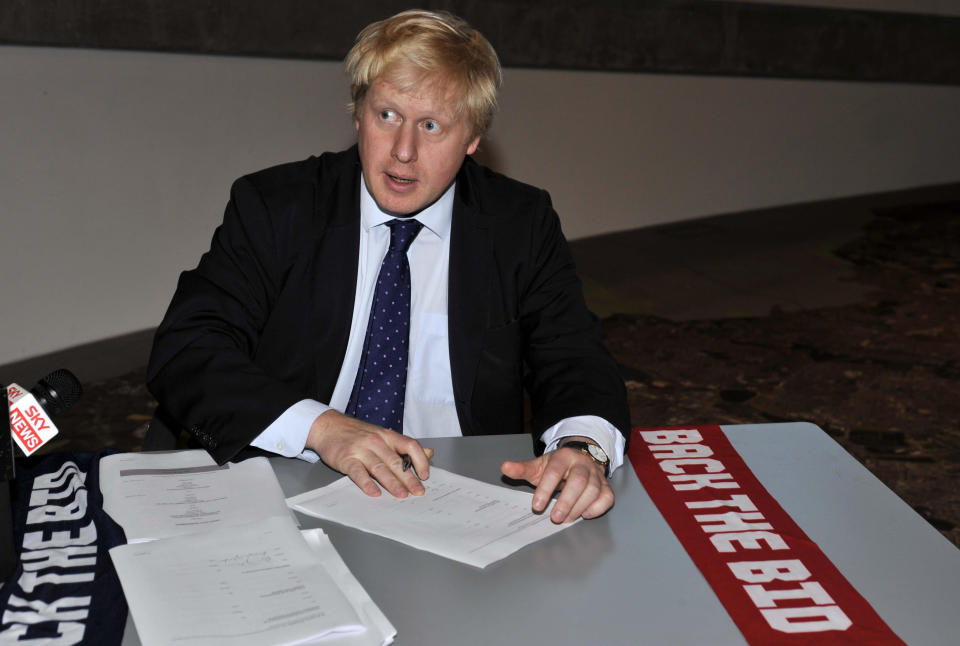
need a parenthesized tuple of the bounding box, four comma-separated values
(1, 384, 17, 582)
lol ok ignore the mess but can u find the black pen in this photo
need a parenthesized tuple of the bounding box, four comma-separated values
(402, 447, 435, 477)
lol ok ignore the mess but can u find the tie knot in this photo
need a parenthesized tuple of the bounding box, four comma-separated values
(386, 218, 424, 254)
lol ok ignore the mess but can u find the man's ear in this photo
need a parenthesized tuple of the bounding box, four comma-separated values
(466, 135, 481, 156)
(354, 119, 360, 132)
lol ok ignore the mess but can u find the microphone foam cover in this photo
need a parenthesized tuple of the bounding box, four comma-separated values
(33, 369, 83, 416)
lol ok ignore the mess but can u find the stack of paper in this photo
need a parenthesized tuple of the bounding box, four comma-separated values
(101, 451, 395, 646)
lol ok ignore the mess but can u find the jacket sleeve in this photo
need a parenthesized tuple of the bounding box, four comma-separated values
(519, 190, 631, 443)
(146, 175, 308, 463)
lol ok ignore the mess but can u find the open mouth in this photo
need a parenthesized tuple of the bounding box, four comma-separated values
(387, 173, 416, 185)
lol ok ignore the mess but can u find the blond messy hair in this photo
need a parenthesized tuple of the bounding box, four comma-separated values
(345, 9, 502, 138)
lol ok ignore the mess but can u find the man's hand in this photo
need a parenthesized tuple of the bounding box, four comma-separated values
(501, 442, 614, 523)
(306, 409, 431, 498)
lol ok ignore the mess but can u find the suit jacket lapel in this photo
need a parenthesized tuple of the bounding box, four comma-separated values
(448, 179, 489, 435)
(311, 153, 362, 400)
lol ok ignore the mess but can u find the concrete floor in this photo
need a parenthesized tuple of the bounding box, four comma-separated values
(573, 183, 960, 322)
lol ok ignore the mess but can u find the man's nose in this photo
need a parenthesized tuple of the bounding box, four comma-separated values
(392, 124, 418, 163)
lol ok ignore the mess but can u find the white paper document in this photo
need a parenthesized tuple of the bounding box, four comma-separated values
(300, 529, 396, 646)
(287, 467, 579, 568)
(100, 450, 292, 542)
(111, 516, 395, 646)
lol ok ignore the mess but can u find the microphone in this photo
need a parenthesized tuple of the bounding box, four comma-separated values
(5, 369, 83, 457)
(2, 369, 82, 580)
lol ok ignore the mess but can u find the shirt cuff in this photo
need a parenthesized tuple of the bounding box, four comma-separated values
(540, 415, 626, 476)
(249, 399, 329, 463)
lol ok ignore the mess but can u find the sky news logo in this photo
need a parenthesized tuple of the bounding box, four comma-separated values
(7, 384, 58, 456)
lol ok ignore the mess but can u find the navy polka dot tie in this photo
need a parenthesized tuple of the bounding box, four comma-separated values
(345, 218, 424, 433)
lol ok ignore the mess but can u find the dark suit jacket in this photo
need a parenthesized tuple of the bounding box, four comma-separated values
(147, 146, 629, 464)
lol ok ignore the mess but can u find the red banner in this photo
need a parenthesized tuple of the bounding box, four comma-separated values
(628, 426, 904, 645)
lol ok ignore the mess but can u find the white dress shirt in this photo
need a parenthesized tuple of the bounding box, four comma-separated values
(252, 176, 625, 474)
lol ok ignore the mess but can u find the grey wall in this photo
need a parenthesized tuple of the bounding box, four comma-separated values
(2, 44, 960, 366)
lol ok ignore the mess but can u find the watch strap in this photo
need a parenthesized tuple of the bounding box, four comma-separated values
(560, 440, 610, 476)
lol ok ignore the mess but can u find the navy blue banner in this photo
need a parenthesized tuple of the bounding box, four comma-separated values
(1, 450, 127, 645)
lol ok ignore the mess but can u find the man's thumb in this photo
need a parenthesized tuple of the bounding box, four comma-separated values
(501, 458, 541, 484)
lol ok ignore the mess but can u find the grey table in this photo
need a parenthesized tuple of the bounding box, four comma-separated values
(126, 423, 960, 645)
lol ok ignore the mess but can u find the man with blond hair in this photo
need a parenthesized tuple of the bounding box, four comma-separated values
(148, 10, 629, 523)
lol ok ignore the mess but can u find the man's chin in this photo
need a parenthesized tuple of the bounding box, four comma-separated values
(372, 190, 428, 218)
(376, 201, 420, 218)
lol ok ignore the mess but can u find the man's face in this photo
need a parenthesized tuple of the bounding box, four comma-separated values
(355, 75, 480, 216)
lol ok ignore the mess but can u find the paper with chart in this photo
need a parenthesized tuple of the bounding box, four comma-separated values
(286, 467, 580, 568)
(110, 516, 392, 646)
(100, 450, 292, 542)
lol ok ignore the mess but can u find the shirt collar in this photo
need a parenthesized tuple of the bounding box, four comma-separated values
(360, 174, 455, 240)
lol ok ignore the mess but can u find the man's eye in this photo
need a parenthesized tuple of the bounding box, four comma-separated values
(422, 120, 440, 133)
(379, 109, 397, 121)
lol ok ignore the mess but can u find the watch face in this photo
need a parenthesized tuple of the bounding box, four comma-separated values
(587, 444, 608, 463)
